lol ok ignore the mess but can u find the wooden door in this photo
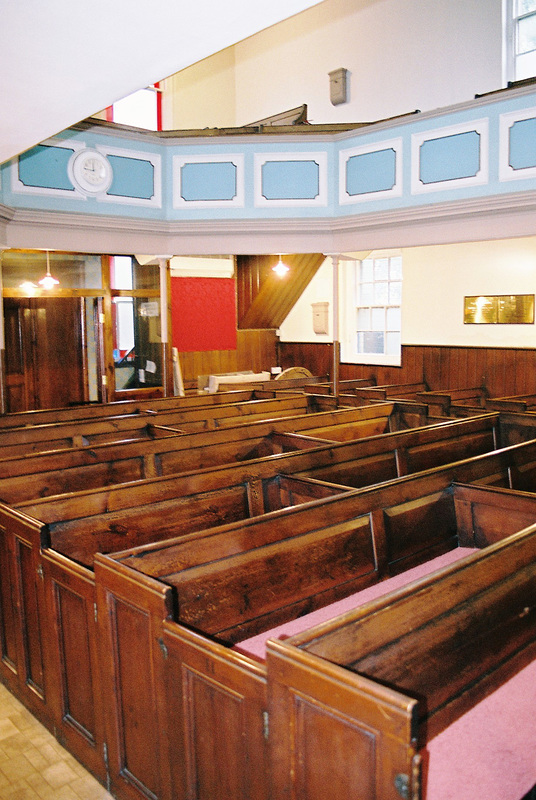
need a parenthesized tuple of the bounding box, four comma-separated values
(4, 297, 88, 412)
(266, 639, 421, 800)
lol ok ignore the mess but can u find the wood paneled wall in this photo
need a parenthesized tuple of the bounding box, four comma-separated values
(176, 329, 278, 386)
(280, 342, 536, 398)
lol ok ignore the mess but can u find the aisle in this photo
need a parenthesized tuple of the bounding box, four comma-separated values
(0, 683, 113, 800)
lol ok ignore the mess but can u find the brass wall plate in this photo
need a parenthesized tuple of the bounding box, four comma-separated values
(464, 294, 534, 324)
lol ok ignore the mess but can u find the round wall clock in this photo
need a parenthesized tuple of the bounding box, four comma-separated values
(68, 148, 113, 195)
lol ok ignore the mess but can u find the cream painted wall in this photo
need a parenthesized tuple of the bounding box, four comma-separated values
(279, 258, 333, 343)
(279, 237, 536, 350)
(162, 48, 237, 130)
(168, 0, 503, 128)
(403, 237, 536, 348)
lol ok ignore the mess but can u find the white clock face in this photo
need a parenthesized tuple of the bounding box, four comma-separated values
(69, 149, 113, 195)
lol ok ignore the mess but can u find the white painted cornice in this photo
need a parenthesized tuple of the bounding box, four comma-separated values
(5, 190, 536, 256)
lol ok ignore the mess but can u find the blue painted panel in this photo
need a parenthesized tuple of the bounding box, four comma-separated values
(261, 160, 319, 200)
(346, 148, 396, 195)
(180, 161, 237, 201)
(18, 145, 74, 190)
(509, 117, 536, 170)
(108, 155, 155, 199)
(419, 130, 481, 184)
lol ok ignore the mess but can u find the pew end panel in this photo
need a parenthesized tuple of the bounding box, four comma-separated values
(266, 638, 420, 800)
(162, 621, 270, 800)
(0, 504, 52, 725)
(41, 549, 106, 781)
(94, 556, 175, 800)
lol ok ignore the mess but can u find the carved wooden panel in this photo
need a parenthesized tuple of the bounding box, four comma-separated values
(95, 555, 173, 800)
(267, 640, 419, 800)
(163, 622, 269, 800)
(42, 551, 106, 780)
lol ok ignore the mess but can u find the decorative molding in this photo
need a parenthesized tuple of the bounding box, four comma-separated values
(11, 139, 82, 199)
(411, 119, 489, 194)
(339, 138, 403, 204)
(499, 107, 536, 182)
(5, 189, 536, 255)
(173, 154, 244, 208)
(98, 144, 162, 207)
(254, 151, 328, 207)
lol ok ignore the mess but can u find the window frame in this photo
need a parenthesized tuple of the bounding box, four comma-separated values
(504, 0, 536, 83)
(340, 250, 402, 367)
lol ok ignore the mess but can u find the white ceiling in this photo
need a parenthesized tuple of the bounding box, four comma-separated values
(0, 0, 324, 166)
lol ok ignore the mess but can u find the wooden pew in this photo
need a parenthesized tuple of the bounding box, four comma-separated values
(3, 419, 536, 797)
(0, 470, 348, 780)
(0, 393, 333, 457)
(0, 389, 273, 430)
(0, 402, 433, 504)
(342, 381, 429, 403)
(486, 392, 536, 412)
(9, 412, 515, 524)
(268, 490, 536, 798)
(301, 378, 376, 395)
(417, 386, 489, 415)
(94, 480, 536, 800)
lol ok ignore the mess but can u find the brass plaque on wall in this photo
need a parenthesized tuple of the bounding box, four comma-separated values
(464, 294, 534, 324)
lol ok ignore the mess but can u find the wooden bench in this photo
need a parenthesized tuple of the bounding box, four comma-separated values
(301, 378, 376, 395)
(0, 393, 335, 457)
(486, 392, 536, 413)
(268, 492, 536, 799)
(341, 381, 430, 404)
(9, 411, 516, 526)
(0, 402, 436, 504)
(4, 424, 536, 797)
(417, 386, 489, 415)
(0, 388, 272, 429)
(93, 480, 536, 800)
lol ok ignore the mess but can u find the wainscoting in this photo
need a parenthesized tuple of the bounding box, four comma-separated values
(279, 342, 536, 398)
(177, 329, 278, 386)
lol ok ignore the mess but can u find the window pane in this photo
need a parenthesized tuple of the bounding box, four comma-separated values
(113, 296, 162, 390)
(389, 281, 402, 304)
(111, 256, 133, 290)
(357, 308, 370, 328)
(516, 48, 536, 78)
(360, 283, 374, 304)
(357, 331, 384, 354)
(371, 307, 384, 330)
(2, 251, 102, 290)
(113, 88, 158, 131)
(374, 282, 388, 304)
(360, 260, 373, 282)
(389, 257, 402, 280)
(374, 259, 388, 280)
(517, 0, 536, 16)
(386, 306, 401, 329)
(518, 13, 536, 53)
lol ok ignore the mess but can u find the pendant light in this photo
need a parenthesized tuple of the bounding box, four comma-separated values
(272, 254, 289, 276)
(38, 251, 60, 290)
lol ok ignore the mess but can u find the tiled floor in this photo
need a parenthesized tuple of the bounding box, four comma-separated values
(0, 682, 114, 800)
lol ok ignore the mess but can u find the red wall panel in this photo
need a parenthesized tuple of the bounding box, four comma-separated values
(171, 277, 237, 352)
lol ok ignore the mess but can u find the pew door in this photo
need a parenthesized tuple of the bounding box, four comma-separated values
(42, 550, 107, 782)
(94, 555, 174, 800)
(266, 639, 421, 800)
(0, 505, 51, 726)
(162, 621, 270, 800)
